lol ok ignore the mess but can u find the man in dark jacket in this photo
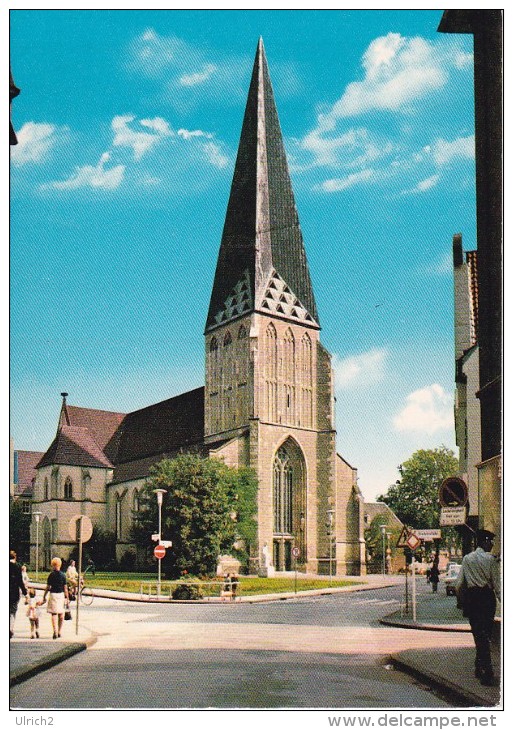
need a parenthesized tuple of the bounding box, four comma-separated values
(455, 530, 501, 686)
(9, 550, 28, 638)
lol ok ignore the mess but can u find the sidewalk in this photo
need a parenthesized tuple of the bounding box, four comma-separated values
(10, 577, 501, 708)
(381, 582, 502, 708)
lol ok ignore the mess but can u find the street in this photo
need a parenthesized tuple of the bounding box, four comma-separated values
(10, 583, 475, 709)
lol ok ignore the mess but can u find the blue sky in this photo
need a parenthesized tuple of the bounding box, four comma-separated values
(9, 9, 477, 501)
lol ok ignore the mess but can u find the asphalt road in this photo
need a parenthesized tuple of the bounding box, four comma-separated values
(10, 584, 470, 709)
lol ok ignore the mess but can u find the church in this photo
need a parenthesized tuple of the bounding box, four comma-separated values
(28, 39, 366, 576)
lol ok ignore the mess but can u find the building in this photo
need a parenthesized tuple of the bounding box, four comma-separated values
(452, 233, 480, 552)
(28, 40, 365, 575)
(438, 11, 502, 550)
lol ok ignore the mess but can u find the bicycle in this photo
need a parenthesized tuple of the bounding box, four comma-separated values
(78, 580, 94, 606)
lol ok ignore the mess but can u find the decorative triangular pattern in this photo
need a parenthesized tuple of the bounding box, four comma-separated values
(213, 270, 252, 326)
(257, 270, 317, 325)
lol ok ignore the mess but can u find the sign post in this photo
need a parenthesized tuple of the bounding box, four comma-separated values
(405, 532, 421, 622)
(292, 546, 300, 594)
(154, 544, 166, 596)
(68, 515, 93, 636)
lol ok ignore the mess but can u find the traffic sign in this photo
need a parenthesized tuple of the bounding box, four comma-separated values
(154, 545, 166, 559)
(440, 506, 466, 526)
(160, 540, 173, 548)
(292, 546, 300, 558)
(415, 529, 442, 541)
(396, 526, 412, 548)
(439, 477, 468, 507)
(68, 515, 93, 543)
(406, 533, 421, 551)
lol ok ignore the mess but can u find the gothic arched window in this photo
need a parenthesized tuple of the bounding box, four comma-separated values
(115, 495, 123, 539)
(64, 476, 73, 500)
(273, 447, 293, 534)
(44, 477, 49, 501)
(223, 331, 232, 347)
(265, 323, 278, 421)
(238, 325, 247, 339)
(209, 337, 218, 352)
(133, 490, 140, 513)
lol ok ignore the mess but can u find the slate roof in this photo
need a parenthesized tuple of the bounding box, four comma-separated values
(37, 388, 205, 477)
(37, 425, 115, 469)
(363, 502, 403, 529)
(114, 387, 205, 466)
(14, 450, 44, 496)
(206, 38, 319, 331)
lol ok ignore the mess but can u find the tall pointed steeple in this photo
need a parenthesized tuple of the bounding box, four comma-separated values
(206, 38, 319, 332)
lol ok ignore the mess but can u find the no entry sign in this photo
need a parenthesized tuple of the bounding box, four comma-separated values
(154, 545, 166, 559)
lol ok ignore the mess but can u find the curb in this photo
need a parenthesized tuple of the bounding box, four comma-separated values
(389, 653, 497, 708)
(10, 632, 97, 687)
(380, 613, 470, 633)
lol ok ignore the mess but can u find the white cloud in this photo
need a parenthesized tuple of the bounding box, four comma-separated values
(179, 63, 216, 87)
(11, 122, 60, 165)
(177, 128, 212, 140)
(331, 34, 449, 119)
(202, 141, 230, 169)
(44, 152, 125, 191)
(177, 128, 229, 168)
(321, 168, 374, 192)
(112, 115, 173, 160)
(393, 384, 453, 434)
(425, 252, 453, 276)
(432, 135, 475, 165)
(333, 348, 387, 389)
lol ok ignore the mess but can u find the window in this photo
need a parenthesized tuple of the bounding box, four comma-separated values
(133, 490, 140, 512)
(115, 495, 122, 539)
(273, 447, 293, 534)
(44, 478, 49, 501)
(64, 477, 73, 499)
(51, 468, 59, 499)
(21, 500, 31, 514)
(238, 325, 247, 339)
(209, 337, 218, 352)
(223, 331, 232, 347)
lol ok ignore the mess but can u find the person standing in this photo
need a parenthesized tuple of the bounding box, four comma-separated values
(40, 557, 70, 639)
(455, 529, 501, 686)
(429, 562, 440, 593)
(9, 550, 28, 638)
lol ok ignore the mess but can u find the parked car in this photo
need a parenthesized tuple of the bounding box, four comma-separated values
(444, 563, 462, 595)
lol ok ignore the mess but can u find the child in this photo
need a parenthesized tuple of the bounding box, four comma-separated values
(26, 588, 40, 639)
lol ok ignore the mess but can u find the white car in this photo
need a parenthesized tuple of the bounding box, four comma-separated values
(444, 563, 462, 595)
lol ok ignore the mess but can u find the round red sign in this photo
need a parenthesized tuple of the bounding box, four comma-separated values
(154, 545, 166, 559)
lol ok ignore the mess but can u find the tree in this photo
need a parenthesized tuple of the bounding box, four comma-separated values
(364, 514, 402, 569)
(9, 499, 31, 563)
(131, 454, 258, 578)
(377, 446, 458, 531)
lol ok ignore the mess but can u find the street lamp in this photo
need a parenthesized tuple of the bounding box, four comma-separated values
(326, 509, 335, 583)
(32, 511, 42, 580)
(380, 524, 387, 579)
(153, 489, 167, 595)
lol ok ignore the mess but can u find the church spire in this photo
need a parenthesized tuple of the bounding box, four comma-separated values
(206, 38, 319, 332)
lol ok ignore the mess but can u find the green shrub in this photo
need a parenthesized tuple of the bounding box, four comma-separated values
(171, 582, 203, 600)
(119, 550, 136, 572)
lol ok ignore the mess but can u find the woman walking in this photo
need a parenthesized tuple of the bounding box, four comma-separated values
(41, 557, 69, 639)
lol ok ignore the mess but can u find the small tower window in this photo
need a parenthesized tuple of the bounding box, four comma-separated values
(223, 331, 232, 347)
(44, 477, 49, 501)
(64, 477, 73, 499)
(238, 325, 247, 339)
(210, 337, 218, 352)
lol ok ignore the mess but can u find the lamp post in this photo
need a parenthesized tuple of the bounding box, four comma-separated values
(386, 532, 392, 574)
(327, 509, 335, 583)
(153, 489, 167, 595)
(32, 511, 42, 580)
(380, 524, 386, 579)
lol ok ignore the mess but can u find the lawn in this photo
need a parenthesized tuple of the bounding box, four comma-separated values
(82, 572, 362, 596)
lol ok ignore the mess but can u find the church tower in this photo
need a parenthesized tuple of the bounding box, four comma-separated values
(205, 40, 345, 574)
